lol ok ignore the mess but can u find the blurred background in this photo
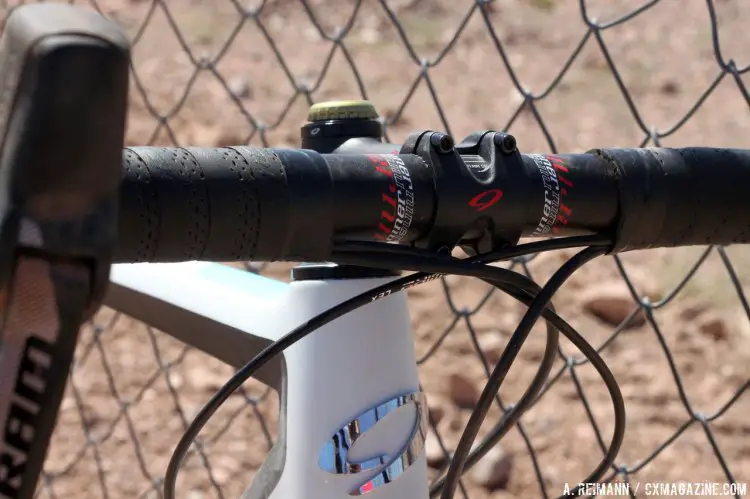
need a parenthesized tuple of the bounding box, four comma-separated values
(5, 0, 749, 497)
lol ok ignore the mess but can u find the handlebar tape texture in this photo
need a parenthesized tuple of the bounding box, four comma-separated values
(117, 147, 434, 262)
(116, 146, 749, 262)
(598, 147, 750, 252)
(117, 147, 335, 262)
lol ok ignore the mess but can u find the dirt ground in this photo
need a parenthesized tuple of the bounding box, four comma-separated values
(7, 0, 749, 497)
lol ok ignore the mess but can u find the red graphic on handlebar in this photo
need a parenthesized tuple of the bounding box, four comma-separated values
(548, 155, 573, 233)
(368, 155, 415, 242)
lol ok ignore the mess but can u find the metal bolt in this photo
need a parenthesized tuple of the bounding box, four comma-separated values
(494, 133, 517, 155)
(430, 133, 454, 154)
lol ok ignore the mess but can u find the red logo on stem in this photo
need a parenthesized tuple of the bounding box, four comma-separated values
(468, 189, 503, 212)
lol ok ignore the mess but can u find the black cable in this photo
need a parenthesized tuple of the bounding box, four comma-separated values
(163, 239, 577, 498)
(333, 234, 611, 263)
(437, 246, 610, 499)
(473, 235, 611, 263)
(430, 278, 626, 497)
(164, 238, 623, 498)
(330, 240, 611, 278)
(330, 244, 626, 497)
(336, 243, 626, 497)
(335, 249, 563, 490)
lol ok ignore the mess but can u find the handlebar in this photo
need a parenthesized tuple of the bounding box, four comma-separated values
(116, 142, 750, 263)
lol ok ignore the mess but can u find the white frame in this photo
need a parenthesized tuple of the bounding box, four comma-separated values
(105, 262, 430, 499)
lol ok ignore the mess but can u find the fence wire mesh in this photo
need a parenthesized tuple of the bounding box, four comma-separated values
(1, 0, 748, 497)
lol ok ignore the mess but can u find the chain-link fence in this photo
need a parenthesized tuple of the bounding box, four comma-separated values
(4, 0, 748, 497)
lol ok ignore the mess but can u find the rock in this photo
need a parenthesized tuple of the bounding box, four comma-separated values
(427, 397, 447, 425)
(209, 455, 237, 483)
(447, 335, 475, 355)
(60, 395, 76, 412)
(580, 282, 646, 328)
(211, 127, 247, 147)
(187, 123, 246, 148)
(660, 80, 680, 95)
(678, 299, 709, 320)
(358, 27, 380, 45)
(508, 88, 524, 106)
(448, 411, 465, 432)
(78, 402, 104, 429)
(497, 313, 521, 335)
(447, 372, 480, 409)
(186, 365, 228, 392)
(167, 371, 184, 389)
(479, 334, 505, 364)
(424, 431, 447, 468)
(228, 76, 251, 99)
(697, 314, 728, 341)
(469, 445, 513, 490)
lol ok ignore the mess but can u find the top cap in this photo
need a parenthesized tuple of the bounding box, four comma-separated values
(307, 100, 379, 122)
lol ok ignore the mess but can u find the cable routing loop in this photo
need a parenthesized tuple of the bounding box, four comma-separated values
(164, 229, 625, 499)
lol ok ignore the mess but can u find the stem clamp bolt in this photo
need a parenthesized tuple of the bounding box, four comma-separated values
(494, 133, 517, 155)
(430, 133, 455, 154)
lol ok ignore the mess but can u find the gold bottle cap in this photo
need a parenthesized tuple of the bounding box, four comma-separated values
(307, 100, 379, 122)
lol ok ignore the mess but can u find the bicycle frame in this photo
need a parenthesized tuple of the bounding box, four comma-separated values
(106, 261, 430, 498)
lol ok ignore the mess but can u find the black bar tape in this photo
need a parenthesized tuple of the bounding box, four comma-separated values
(518, 153, 619, 238)
(116, 145, 750, 262)
(596, 147, 750, 251)
(117, 147, 335, 262)
(266, 149, 335, 260)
